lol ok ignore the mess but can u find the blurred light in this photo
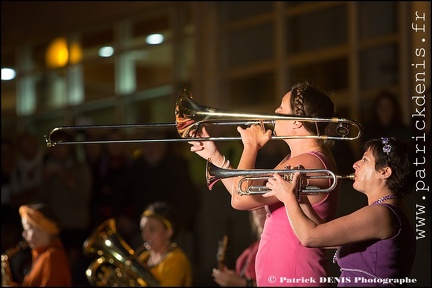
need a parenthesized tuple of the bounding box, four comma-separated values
(99, 46, 114, 57)
(46, 37, 82, 67)
(146, 34, 164, 45)
(69, 41, 82, 64)
(1, 68, 16, 80)
(46, 37, 69, 67)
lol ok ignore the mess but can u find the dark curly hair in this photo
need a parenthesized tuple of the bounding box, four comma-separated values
(363, 137, 415, 198)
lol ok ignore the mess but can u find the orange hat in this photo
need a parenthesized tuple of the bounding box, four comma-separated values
(19, 205, 60, 235)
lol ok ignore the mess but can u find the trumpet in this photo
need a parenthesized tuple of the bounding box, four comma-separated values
(206, 160, 354, 197)
(44, 88, 362, 147)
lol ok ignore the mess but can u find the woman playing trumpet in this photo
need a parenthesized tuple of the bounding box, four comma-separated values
(264, 137, 416, 286)
(189, 81, 340, 286)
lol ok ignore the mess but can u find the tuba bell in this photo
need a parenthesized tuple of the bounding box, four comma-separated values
(83, 218, 159, 287)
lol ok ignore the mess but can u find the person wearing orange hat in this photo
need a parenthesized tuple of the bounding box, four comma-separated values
(9, 203, 72, 286)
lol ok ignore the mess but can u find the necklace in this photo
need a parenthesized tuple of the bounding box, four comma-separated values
(372, 194, 398, 205)
(147, 249, 169, 267)
(147, 242, 176, 267)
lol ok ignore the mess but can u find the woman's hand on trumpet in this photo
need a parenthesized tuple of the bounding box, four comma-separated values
(263, 172, 301, 203)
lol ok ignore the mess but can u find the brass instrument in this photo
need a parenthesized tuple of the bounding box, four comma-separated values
(1, 240, 31, 286)
(206, 160, 355, 197)
(44, 88, 362, 147)
(83, 218, 159, 287)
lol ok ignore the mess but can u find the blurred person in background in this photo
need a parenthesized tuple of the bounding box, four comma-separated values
(137, 201, 193, 286)
(84, 128, 133, 231)
(6, 203, 71, 286)
(2, 131, 46, 254)
(41, 130, 92, 286)
(362, 91, 411, 144)
(9, 131, 45, 207)
(118, 129, 200, 256)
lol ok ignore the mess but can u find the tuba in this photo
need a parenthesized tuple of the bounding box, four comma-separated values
(1, 240, 32, 286)
(83, 218, 159, 287)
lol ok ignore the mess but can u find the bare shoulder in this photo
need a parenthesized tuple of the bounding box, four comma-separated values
(282, 152, 328, 170)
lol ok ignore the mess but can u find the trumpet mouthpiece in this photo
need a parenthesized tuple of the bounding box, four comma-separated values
(336, 174, 355, 180)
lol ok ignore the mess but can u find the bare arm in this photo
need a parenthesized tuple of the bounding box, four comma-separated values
(264, 173, 396, 247)
(190, 125, 279, 210)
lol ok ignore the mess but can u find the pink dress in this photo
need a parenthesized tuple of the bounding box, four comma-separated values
(255, 151, 339, 287)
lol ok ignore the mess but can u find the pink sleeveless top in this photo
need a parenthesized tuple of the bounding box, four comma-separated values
(255, 151, 339, 287)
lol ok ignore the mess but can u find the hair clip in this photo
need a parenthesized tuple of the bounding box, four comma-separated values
(381, 137, 392, 154)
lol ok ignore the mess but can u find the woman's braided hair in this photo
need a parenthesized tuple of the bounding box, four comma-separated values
(290, 82, 335, 146)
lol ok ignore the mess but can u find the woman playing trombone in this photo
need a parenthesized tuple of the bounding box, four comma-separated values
(189, 81, 340, 286)
(264, 137, 416, 286)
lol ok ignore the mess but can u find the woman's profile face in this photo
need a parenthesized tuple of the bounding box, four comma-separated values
(274, 92, 294, 137)
(21, 218, 51, 249)
(352, 148, 380, 192)
(275, 92, 293, 115)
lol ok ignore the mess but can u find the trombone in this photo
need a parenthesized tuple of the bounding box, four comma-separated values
(206, 160, 355, 197)
(45, 88, 363, 147)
